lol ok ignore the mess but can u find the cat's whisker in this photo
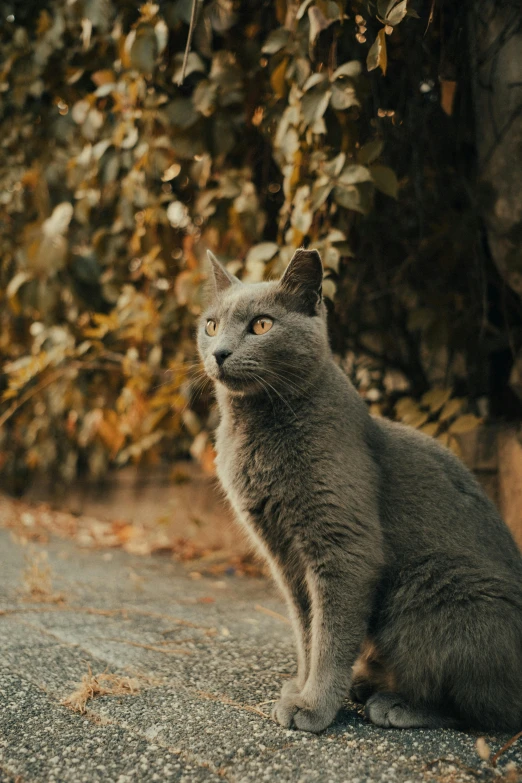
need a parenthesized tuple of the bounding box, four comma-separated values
(179, 376, 212, 416)
(257, 375, 297, 419)
(149, 360, 204, 392)
(252, 373, 277, 417)
(261, 368, 309, 397)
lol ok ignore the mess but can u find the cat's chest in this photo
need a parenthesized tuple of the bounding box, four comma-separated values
(215, 414, 301, 534)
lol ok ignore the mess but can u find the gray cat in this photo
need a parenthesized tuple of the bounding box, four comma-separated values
(197, 247, 522, 734)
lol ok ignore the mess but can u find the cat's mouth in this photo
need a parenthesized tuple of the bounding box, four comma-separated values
(214, 366, 259, 394)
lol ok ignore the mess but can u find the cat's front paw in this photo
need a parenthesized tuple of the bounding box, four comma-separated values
(292, 704, 335, 733)
(272, 679, 301, 727)
(272, 687, 336, 733)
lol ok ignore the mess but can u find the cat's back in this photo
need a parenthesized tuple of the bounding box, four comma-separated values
(372, 415, 522, 570)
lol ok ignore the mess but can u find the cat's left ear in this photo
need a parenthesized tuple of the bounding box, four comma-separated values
(206, 250, 240, 294)
(279, 248, 323, 313)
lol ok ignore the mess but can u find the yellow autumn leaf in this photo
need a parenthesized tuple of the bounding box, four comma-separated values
(448, 414, 482, 434)
(448, 435, 463, 458)
(395, 396, 416, 418)
(270, 57, 289, 99)
(402, 410, 429, 429)
(439, 397, 464, 421)
(421, 388, 452, 413)
(420, 422, 439, 437)
(367, 29, 387, 75)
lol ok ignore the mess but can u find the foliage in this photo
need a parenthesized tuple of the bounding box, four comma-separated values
(0, 0, 506, 489)
(393, 389, 482, 458)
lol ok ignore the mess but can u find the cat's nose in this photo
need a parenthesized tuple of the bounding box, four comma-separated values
(214, 349, 232, 367)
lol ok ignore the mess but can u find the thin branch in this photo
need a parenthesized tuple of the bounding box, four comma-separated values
(177, 0, 200, 86)
(255, 604, 290, 624)
(491, 730, 522, 767)
(0, 360, 123, 429)
(424, 0, 436, 36)
(0, 368, 66, 430)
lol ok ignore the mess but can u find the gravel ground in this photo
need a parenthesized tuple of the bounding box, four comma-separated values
(0, 529, 520, 783)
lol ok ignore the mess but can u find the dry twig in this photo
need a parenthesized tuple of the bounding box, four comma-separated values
(491, 731, 522, 767)
(255, 604, 290, 624)
(177, 0, 200, 85)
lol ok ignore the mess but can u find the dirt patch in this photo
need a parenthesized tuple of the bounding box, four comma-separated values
(0, 486, 265, 577)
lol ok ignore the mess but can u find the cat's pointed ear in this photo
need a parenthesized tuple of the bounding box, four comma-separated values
(206, 250, 239, 294)
(279, 248, 323, 312)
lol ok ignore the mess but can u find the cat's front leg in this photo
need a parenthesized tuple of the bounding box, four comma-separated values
(270, 568, 311, 725)
(274, 559, 377, 733)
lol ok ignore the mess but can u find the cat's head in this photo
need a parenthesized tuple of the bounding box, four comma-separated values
(197, 248, 330, 396)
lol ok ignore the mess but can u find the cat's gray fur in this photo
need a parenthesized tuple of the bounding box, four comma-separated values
(197, 248, 522, 733)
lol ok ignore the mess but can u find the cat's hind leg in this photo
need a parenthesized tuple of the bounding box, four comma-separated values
(350, 637, 396, 704)
(365, 692, 457, 729)
(374, 556, 522, 732)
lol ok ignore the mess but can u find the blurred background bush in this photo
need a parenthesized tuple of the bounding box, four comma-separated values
(1, 0, 521, 494)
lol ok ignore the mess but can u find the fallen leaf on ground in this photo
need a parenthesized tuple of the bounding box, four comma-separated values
(62, 664, 142, 714)
(21, 550, 65, 604)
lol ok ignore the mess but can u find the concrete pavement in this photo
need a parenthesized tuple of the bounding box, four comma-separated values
(0, 529, 520, 782)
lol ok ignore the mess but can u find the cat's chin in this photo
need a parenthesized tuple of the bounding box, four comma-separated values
(213, 371, 260, 396)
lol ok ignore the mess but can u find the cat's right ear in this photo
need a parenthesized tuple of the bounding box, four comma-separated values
(278, 248, 323, 314)
(206, 250, 239, 295)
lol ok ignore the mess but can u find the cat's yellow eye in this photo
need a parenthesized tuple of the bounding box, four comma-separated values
(252, 317, 273, 335)
(205, 319, 217, 336)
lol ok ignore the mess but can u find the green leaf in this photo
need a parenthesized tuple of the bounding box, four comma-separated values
(386, 0, 408, 25)
(130, 25, 158, 73)
(246, 242, 279, 264)
(369, 164, 398, 198)
(6, 271, 32, 311)
(333, 183, 372, 214)
(323, 246, 340, 272)
(357, 139, 384, 165)
(332, 61, 363, 80)
(166, 98, 199, 129)
(308, 3, 339, 44)
(330, 82, 359, 110)
(338, 164, 372, 186)
(302, 72, 329, 92)
(311, 183, 333, 211)
(262, 28, 290, 55)
(377, 0, 391, 17)
(301, 86, 331, 127)
(172, 52, 206, 82)
(296, 0, 314, 19)
(324, 152, 346, 178)
(193, 80, 218, 116)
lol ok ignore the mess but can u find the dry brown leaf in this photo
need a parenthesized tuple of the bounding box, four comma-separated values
(270, 57, 288, 99)
(367, 29, 387, 76)
(441, 79, 457, 116)
(62, 665, 142, 714)
(21, 551, 65, 604)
